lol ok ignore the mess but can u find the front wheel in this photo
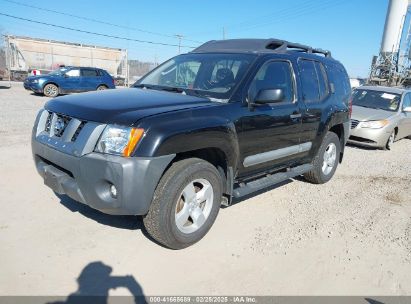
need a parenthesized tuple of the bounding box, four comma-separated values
(143, 158, 223, 249)
(304, 131, 341, 184)
(43, 83, 59, 97)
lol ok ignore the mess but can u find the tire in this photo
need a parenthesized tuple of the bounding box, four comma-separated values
(97, 85, 107, 91)
(43, 83, 59, 97)
(304, 131, 341, 184)
(383, 131, 395, 150)
(143, 158, 223, 249)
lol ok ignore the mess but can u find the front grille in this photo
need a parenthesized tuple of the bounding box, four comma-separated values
(45, 111, 53, 133)
(43, 112, 86, 142)
(350, 119, 360, 129)
(54, 114, 72, 137)
(71, 121, 86, 142)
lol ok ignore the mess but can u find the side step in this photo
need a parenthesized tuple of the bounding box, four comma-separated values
(232, 163, 313, 198)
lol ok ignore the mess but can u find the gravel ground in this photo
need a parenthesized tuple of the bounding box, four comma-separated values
(0, 81, 410, 297)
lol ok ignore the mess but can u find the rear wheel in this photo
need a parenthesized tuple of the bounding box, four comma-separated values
(43, 83, 59, 97)
(304, 132, 341, 184)
(143, 158, 223, 249)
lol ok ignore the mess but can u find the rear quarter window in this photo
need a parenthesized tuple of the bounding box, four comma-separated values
(326, 62, 351, 105)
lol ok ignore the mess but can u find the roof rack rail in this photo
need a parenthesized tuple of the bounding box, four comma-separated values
(191, 39, 332, 58)
(266, 39, 332, 58)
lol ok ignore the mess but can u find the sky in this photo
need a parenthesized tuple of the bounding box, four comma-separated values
(0, 0, 390, 77)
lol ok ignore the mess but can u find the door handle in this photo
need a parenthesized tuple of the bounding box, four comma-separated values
(290, 113, 302, 119)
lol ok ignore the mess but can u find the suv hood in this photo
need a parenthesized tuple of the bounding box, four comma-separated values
(45, 88, 213, 125)
(351, 105, 396, 121)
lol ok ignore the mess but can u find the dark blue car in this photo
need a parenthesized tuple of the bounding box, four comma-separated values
(24, 66, 115, 97)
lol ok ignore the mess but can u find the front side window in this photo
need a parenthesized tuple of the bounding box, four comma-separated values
(248, 61, 295, 103)
(352, 89, 401, 112)
(65, 69, 80, 77)
(136, 53, 256, 101)
(401, 93, 411, 110)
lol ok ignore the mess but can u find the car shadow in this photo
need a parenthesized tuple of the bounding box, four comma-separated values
(56, 194, 167, 248)
(58, 194, 143, 230)
(346, 143, 380, 151)
(0, 85, 11, 89)
(46, 261, 147, 304)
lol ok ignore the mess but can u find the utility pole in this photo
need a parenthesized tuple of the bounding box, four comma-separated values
(175, 34, 183, 54)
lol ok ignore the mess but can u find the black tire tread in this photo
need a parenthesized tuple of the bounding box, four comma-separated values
(143, 158, 222, 249)
(304, 131, 340, 184)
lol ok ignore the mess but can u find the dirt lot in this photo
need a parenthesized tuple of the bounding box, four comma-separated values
(0, 81, 410, 297)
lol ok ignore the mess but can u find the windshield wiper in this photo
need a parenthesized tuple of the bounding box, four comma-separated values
(158, 86, 186, 94)
(133, 84, 152, 89)
(134, 84, 185, 94)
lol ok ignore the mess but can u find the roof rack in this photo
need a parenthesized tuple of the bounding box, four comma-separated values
(268, 39, 332, 58)
(192, 39, 332, 58)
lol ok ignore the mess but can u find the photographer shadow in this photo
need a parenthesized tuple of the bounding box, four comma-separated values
(48, 261, 146, 304)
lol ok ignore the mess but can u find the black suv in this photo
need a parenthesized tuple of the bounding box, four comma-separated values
(32, 39, 351, 249)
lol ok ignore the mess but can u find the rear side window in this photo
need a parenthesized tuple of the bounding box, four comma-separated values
(314, 62, 329, 100)
(298, 59, 320, 102)
(82, 69, 98, 77)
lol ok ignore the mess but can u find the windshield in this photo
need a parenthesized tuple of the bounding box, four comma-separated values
(48, 67, 69, 76)
(135, 53, 256, 101)
(352, 89, 401, 112)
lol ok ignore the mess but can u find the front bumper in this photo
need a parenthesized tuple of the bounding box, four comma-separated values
(32, 109, 175, 215)
(24, 81, 43, 93)
(348, 124, 392, 148)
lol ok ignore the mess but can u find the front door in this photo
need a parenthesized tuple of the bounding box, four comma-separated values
(61, 68, 81, 92)
(237, 59, 303, 178)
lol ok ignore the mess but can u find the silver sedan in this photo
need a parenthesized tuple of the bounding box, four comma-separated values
(349, 86, 411, 150)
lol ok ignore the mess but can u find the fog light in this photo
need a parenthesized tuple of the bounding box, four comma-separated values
(109, 184, 117, 198)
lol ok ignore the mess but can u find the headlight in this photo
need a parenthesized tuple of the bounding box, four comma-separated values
(95, 125, 144, 157)
(359, 120, 389, 129)
(32, 79, 39, 83)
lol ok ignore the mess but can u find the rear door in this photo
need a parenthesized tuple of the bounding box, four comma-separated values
(297, 59, 331, 159)
(397, 93, 411, 139)
(237, 59, 304, 177)
(81, 68, 100, 91)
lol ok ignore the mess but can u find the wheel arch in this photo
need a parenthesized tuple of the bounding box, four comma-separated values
(42, 81, 59, 90)
(172, 147, 232, 196)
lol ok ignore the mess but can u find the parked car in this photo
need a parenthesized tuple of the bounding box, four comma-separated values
(32, 39, 351, 249)
(24, 66, 115, 97)
(349, 78, 366, 89)
(349, 86, 411, 150)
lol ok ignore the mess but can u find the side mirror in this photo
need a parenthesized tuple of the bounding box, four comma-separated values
(254, 89, 285, 104)
(403, 106, 411, 112)
(64, 73, 69, 78)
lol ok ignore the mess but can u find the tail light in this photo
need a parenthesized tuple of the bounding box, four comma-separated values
(112, 78, 115, 86)
(348, 97, 353, 117)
